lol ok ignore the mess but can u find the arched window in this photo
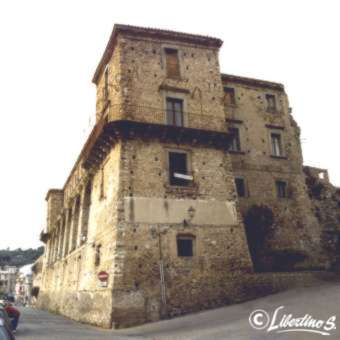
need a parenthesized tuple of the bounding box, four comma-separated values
(64, 208, 72, 255)
(80, 180, 92, 244)
(71, 195, 81, 251)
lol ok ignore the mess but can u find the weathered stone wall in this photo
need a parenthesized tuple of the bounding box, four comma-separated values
(109, 139, 253, 327)
(95, 40, 124, 122)
(94, 33, 256, 327)
(222, 78, 326, 270)
(239, 270, 340, 301)
(38, 24, 339, 330)
(46, 190, 64, 232)
(304, 166, 340, 268)
(105, 34, 227, 132)
(38, 145, 122, 328)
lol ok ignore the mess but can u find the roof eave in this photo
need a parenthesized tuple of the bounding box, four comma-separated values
(221, 73, 285, 91)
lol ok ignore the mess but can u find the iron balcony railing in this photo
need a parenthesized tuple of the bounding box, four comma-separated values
(102, 103, 227, 132)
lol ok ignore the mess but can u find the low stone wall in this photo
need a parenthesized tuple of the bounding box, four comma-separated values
(238, 271, 339, 302)
(160, 271, 340, 321)
(111, 270, 340, 328)
(37, 271, 340, 329)
(37, 288, 113, 328)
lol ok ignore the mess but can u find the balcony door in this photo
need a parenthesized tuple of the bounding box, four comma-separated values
(166, 97, 184, 127)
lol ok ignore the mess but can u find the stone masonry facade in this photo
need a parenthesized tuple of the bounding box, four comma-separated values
(37, 24, 340, 328)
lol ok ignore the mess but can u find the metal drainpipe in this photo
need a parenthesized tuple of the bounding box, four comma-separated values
(157, 225, 167, 318)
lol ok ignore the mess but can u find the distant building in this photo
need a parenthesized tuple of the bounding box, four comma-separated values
(0, 266, 18, 297)
(15, 264, 33, 305)
(37, 24, 340, 328)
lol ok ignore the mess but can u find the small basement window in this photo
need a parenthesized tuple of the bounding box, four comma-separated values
(276, 180, 287, 198)
(177, 235, 195, 257)
(168, 151, 191, 186)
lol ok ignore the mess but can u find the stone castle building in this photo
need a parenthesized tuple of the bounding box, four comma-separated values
(37, 24, 340, 328)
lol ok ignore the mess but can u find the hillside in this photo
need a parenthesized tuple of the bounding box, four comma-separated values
(0, 246, 44, 268)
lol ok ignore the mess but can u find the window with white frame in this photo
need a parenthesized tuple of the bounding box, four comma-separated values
(166, 97, 184, 127)
(271, 133, 283, 156)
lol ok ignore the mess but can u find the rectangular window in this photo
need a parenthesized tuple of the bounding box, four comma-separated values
(271, 133, 283, 156)
(169, 151, 190, 186)
(165, 48, 180, 78)
(235, 177, 247, 197)
(266, 94, 277, 112)
(166, 97, 184, 127)
(276, 180, 287, 198)
(229, 127, 241, 152)
(177, 235, 194, 257)
(224, 87, 236, 106)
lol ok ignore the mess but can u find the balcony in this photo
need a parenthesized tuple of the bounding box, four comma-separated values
(103, 104, 226, 133)
(81, 104, 232, 170)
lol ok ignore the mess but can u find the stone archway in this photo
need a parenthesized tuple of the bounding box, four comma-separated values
(243, 204, 274, 272)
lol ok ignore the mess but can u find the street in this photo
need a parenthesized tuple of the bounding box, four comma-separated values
(16, 281, 340, 340)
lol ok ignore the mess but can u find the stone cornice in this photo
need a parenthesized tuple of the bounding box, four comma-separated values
(82, 120, 232, 170)
(221, 73, 284, 91)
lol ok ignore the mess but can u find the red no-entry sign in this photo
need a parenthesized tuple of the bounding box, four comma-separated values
(98, 271, 109, 282)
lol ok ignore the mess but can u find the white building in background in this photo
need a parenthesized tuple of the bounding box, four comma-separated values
(15, 264, 33, 305)
(0, 266, 18, 297)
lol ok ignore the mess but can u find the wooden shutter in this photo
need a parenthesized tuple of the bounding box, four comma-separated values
(224, 87, 235, 106)
(165, 49, 180, 78)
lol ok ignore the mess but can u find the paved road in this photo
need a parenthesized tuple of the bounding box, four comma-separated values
(15, 281, 340, 340)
